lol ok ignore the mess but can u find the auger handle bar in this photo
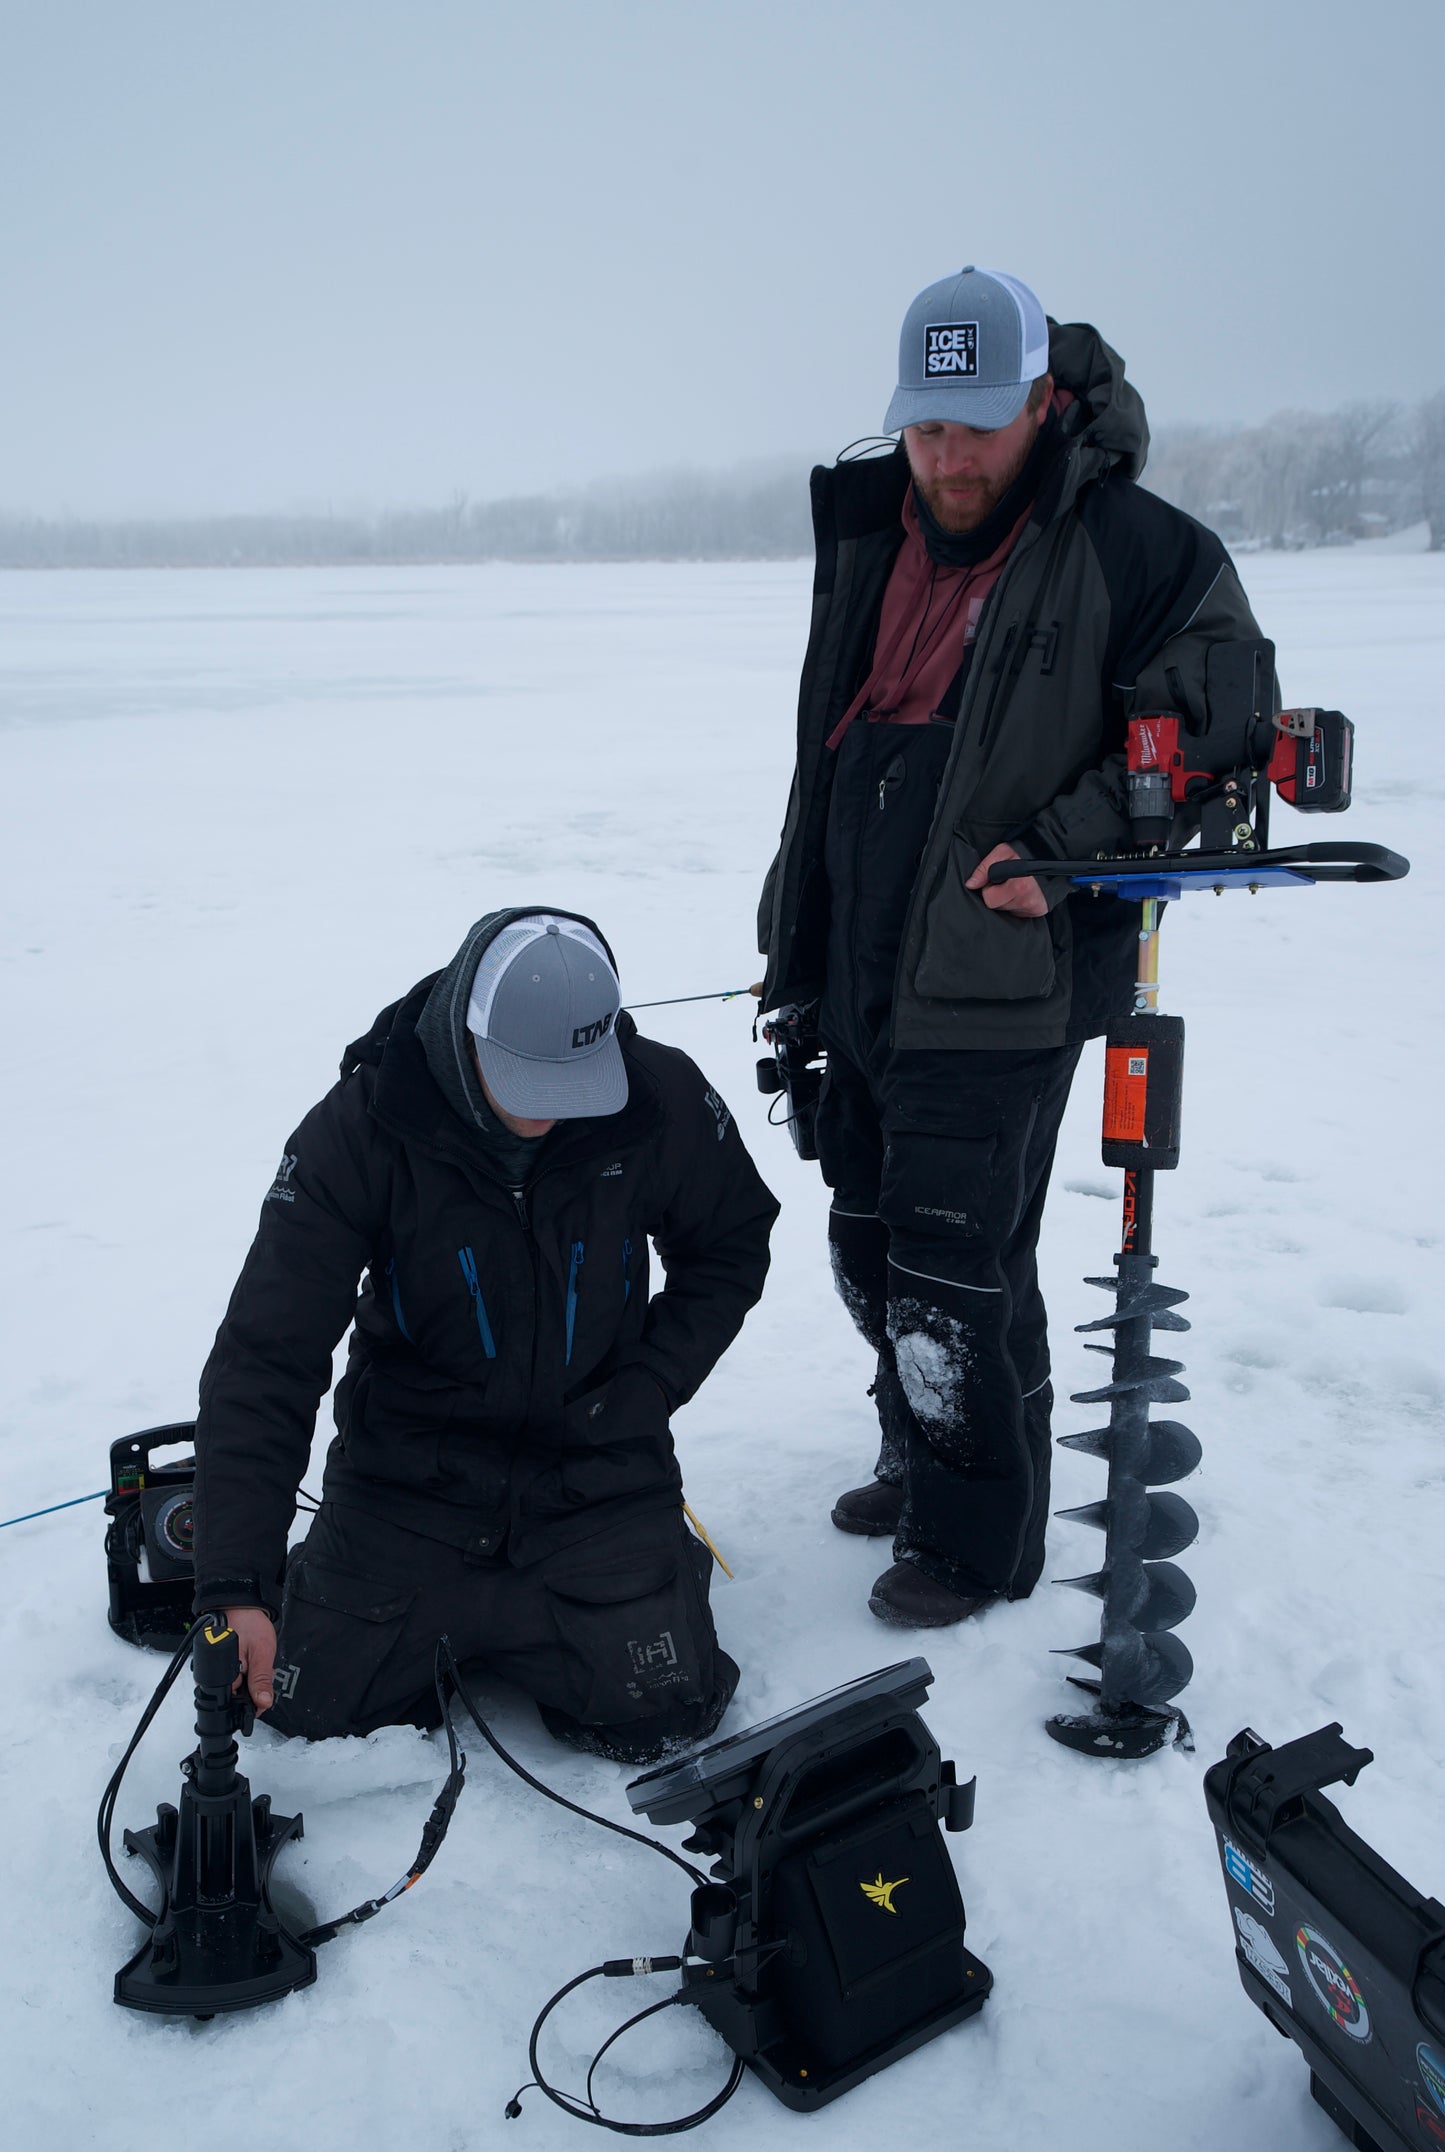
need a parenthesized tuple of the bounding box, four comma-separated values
(988, 840, 1410, 889)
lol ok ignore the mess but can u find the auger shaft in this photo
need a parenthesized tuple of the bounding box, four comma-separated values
(1045, 903, 1200, 1759)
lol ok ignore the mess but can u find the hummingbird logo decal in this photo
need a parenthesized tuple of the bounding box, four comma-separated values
(860, 1872, 909, 1915)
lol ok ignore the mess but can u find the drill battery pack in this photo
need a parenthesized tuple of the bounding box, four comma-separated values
(1204, 1724, 1445, 2152)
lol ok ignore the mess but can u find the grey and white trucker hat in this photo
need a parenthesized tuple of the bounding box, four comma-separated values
(467, 914, 626, 1119)
(885, 266, 1050, 434)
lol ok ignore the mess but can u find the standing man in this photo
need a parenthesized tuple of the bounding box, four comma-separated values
(194, 907, 778, 1759)
(757, 266, 1267, 1626)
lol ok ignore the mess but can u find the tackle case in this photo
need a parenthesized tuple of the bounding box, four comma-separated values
(1204, 1724, 1445, 2151)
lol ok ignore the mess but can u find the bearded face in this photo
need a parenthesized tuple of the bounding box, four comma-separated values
(904, 390, 1049, 532)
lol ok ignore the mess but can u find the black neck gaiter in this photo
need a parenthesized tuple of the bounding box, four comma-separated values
(912, 410, 1063, 568)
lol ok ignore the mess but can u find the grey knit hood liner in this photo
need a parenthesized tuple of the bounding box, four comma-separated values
(415, 905, 623, 1173)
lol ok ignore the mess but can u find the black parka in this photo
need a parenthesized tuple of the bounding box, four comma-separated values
(758, 321, 1271, 1049)
(193, 914, 779, 1613)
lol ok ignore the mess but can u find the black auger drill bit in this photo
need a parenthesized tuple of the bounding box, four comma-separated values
(1044, 895, 1200, 1760)
(1047, 1162, 1200, 1757)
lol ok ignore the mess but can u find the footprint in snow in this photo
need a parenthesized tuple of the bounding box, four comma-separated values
(1317, 1275, 1409, 1315)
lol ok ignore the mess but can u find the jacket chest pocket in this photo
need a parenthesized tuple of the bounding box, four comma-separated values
(556, 1222, 648, 1376)
(457, 1245, 499, 1359)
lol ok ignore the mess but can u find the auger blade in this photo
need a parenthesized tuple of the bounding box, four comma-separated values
(1056, 1428, 1114, 1463)
(1056, 1490, 1198, 1559)
(1131, 1560, 1197, 1630)
(1076, 1281, 1190, 1330)
(1055, 1500, 1110, 1534)
(1062, 1558, 1196, 1629)
(1139, 1420, 1202, 1485)
(1055, 1421, 1201, 1485)
(1075, 1305, 1190, 1334)
(1104, 1628, 1194, 1709)
(1071, 1357, 1191, 1405)
(1051, 1641, 1104, 1668)
(1083, 1279, 1189, 1309)
(1137, 1492, 1199, 1560)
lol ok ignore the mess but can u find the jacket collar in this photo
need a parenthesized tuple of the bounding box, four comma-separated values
(349, 985, 662, 1185)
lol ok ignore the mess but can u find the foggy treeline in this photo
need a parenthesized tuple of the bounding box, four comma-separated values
(3, 394, 1442, 569)
(1146, 391, 1445, 551)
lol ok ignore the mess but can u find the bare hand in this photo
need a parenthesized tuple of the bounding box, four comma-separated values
(223, 1605, 278, 1714)
(966, 842, 1048, 918)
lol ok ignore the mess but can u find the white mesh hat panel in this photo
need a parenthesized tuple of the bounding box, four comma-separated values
(466, 915, 613, 1036)
(465, 913, 626, 1119)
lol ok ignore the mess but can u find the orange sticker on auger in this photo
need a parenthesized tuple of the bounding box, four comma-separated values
(1103, 1046, 1149, 1144)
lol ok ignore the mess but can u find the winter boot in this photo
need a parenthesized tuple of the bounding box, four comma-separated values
(868, 1561, 996, 1628)
(830, 1479, 904, 1536)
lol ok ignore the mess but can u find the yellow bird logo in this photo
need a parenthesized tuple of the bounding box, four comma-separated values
(860, 1872, 909, 1915)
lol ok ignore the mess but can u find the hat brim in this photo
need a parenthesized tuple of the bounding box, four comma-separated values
(884, 378, 1034, 434)
(475, 1031, 629, 1120)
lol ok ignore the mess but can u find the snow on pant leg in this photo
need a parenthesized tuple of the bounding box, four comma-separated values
(879, 1046, 1082, 1600)
(816, 1044, 909, 1483)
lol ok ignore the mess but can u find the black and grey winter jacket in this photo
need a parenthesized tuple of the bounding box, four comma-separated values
(193, 909, 779, 1613)
(757, 321, 1270, 1049)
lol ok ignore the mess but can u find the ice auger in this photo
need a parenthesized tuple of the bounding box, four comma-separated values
(987, 637, 1408, 1759)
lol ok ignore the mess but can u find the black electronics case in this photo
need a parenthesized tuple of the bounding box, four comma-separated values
(1204, 1724, 1445, 2152)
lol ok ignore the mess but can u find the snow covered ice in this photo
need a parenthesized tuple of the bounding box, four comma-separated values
(1, 547, 1442, 2150)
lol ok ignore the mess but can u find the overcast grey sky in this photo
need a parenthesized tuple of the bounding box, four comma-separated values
(2, 0, 1441, 516)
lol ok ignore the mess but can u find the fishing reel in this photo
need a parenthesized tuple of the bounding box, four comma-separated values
(755, 1001, 825, 1161)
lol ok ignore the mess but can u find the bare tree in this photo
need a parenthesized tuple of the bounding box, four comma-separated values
(1415, 392, 1445, 551)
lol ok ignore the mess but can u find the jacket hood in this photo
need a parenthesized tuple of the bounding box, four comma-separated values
(411, 905, 620, 1137)
(1047, 319, 1149, 481)
(340, 909, 645, 1175)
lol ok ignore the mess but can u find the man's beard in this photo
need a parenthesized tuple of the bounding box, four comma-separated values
(914, 421, 1040, 534)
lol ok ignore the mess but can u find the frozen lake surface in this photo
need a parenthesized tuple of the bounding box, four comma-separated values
(1, 548, 1442, 2150)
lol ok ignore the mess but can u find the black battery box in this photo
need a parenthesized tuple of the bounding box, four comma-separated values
(1204, 1724, 1445, 2152)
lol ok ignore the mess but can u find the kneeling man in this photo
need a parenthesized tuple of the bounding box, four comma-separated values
(193, 908, 778, 1760)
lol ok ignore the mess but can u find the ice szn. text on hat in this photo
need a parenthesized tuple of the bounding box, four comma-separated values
(925, 323, 979, 377)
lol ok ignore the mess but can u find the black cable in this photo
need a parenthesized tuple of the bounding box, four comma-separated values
(508, 1961, 746, 2136)
(298, 1641, 467, 1946)
(440, 1640, 706, 1889)
(584, 1991, 697, 2119)
(97, 1619, 198, 1926)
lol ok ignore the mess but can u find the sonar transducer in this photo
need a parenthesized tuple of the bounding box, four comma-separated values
(111, 1618, 316, 2015)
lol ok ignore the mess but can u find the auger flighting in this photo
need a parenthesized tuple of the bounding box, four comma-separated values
(985, 636, 1409, 1759)
(1049, 891, 1201, 1758)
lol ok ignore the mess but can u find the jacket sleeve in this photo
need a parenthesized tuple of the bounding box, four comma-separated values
(631, 1053, 780, 1411)
(192, 1075, 385, 1613)
(1015, 498, 1268, 894)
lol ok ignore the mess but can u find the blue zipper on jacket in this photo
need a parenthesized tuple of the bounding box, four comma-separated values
(622, 1238, 633, 1305)
(565, 1239, 585, 1364)
(457, 1246, 497, 1359)
(385, 1257, 412, 1341)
